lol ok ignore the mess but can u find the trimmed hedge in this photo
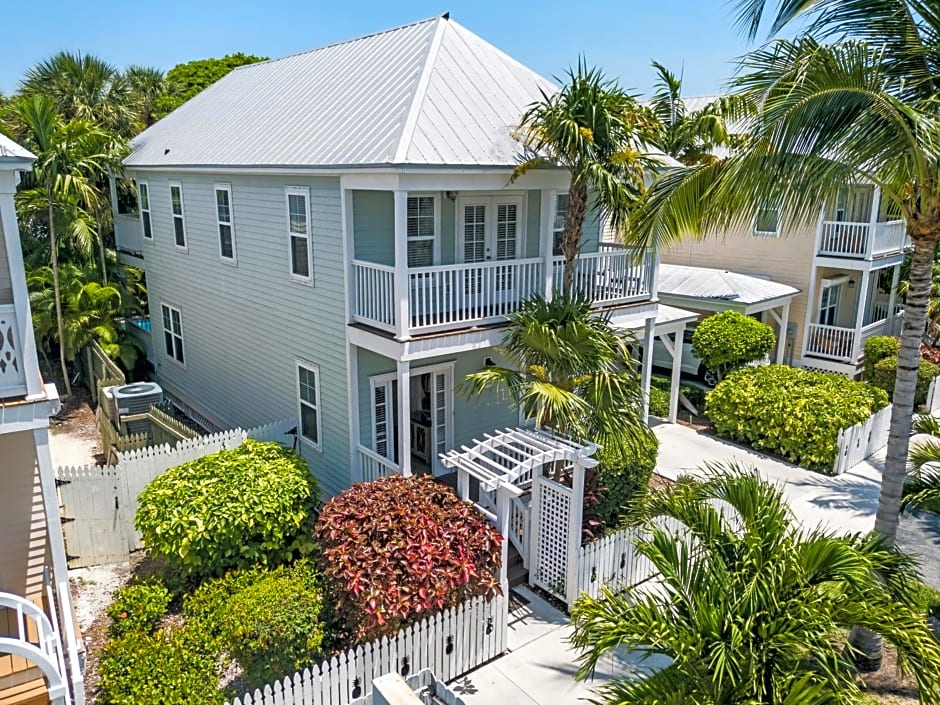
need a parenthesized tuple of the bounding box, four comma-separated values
(870, 355, 940, 407)
(691, 311, 775, 378)
(706, 365, 889, 473)
(863, 335, 899, 378)
(135, 440, 319, 579)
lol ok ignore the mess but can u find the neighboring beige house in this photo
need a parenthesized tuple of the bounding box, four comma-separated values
(0, 135, 84, 704)
(661, 183, 906, 377)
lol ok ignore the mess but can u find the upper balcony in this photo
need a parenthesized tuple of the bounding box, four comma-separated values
(346, 189, 653, 339)
(815, 185, 908, 260)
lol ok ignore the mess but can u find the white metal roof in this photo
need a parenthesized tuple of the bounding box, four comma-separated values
(0, 133, 35, 163)
(126, 15, 557, 170)
(658, 263, 800, 306)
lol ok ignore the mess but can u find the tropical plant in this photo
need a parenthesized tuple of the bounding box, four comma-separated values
(515, 61, 657, 292)
(691, 310, 775, 380)
(648, 61, 731, 165)
(124, 65, 169, 128)
(155, 53, 267, 117)
(105, 580, 172, 638)
(570, 469, 940, 705)
(461, 293, 654, 455)
(135, 440, 319, 579)
(902, 415, 940, 514)
(315, 475, 502, 642)
(632, 1, 940, 546)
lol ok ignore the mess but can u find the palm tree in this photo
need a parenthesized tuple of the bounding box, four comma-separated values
(9, 95, 117, 395)
(648, 61, 731, 166)
(901, 415, 940, 513)
(571, 468, 940, 705)
(124, 65, 168, 128)
(515, 61, 658, 294)
(461, 293, 653, 455)
(632, 3, 940, 547)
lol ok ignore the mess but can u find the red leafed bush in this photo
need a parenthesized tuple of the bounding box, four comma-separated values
(921, 344, 940, 366)
(315, 475, 502, 642)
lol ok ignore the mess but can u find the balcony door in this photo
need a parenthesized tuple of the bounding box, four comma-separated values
(458, 196, 523, 302)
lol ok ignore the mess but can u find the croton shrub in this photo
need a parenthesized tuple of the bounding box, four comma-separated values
(691, 311, 776, 379)
(315, 475, 502, 642)
(135, 439, 319, 579)
(706, 365, 889, 473)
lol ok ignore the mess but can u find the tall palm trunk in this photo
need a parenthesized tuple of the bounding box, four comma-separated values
(47, 196, 71, 397)
(562, 180, 588, 296)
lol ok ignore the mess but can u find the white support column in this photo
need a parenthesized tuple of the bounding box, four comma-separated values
(458, 468, 470, 501)
(494, 484, 513, 592)
(540, 190, 556, 300)
(393, 190, 410, 340)
(347, 341, 361, 482)
(396, 358, 412, 477)
(887, 264, 901, 330)
(771, 302, 790, 364)
(108, 175, 120, 215)
(867, 186, 882, 259)
(852, 269, 872, 360)
(802, 265, 821, 363)
(641, 316, 656, 421)
(665, 327, 684, 423)
(565, 460, 587, 609)
(33, 426, 85, 705)
(0, 170, 43, 399)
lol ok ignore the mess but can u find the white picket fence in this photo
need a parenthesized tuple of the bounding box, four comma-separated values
(56, 419, 295, 567)
(832, 404, 892, 475)
(229, 593, 506, 705)
(926, 375, 940, 415)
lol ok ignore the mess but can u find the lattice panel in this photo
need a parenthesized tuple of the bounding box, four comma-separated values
(0, 310, 23, 385)
(533, 477, 572, 600)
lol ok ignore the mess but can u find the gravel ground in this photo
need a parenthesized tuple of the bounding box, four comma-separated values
(70, 560, 136, 633)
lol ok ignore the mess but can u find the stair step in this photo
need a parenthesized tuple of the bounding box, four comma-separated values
(508, 562, 528, 588)
(0, 679, 48, 705)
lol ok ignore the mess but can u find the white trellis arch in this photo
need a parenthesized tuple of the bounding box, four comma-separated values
(440, 427, 599, 607)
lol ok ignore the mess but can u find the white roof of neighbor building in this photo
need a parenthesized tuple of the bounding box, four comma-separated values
(126, 15, 558, 170)
(658, 263, 800, 306)
(0, 133, 35, 162)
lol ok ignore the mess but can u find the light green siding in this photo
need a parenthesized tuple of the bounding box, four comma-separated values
(356, 348, 397, 449)
(440, 195, 456, 264)
(525, 190, 541, 258)
(352, 191, 394, 265)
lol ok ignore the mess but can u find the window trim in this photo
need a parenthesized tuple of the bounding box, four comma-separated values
(168, 181, 188, 252)
(285, 186, 314, 284)
(160, 302, 185, 366)
(406, 193, 440, 267)
(370, 372, 398, 462)
(138, 181, 153, 241)
(214, 183, 237, 264)
(296, 360, 322, 450)
(752, 205, 782, 238)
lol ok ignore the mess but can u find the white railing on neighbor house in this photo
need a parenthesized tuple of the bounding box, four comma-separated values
(229, 594, 507, 705)
(805, 323, 857, 361)
(0, 592, 70, 703)
(0, 303, 28, 399)
(833, 404, 892, 475)
(55, 419, 295, 568)
(355, 444, 400, 483)
(351, 261, 397, 333)
(818, 220, 907, 259)
(114, 213, 143, 256)
(408, 258, 544, 333)
(552, 249, 654, 305)
(925, 375, 940, 415)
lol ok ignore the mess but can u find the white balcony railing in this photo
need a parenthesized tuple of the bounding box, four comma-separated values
(114, 213, 143, 256)
(552, 249, 654, 305)
(818, 220, 907, 259)
(0, 303, 28, 399)
(352, 261, 397, 333)
(805, 322, 856, 361)
(355, 444, 400, 483)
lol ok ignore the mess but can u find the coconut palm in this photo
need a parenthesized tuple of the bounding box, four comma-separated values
(570, 468, 940, 705)
(461, 293, 653, 455)
(9, 95, 120, 394)
(648, 61, 732, 166)
(515, 61, 659, 294)
(631, 4, 940, 546)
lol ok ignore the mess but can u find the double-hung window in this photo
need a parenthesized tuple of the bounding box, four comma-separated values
(752, 205, 781, 237)
(169, 181, 187, 250)
(286, 187, 313, 282)
(160, 303, 185, 364)
(407, 195, 435, 267)
(138, 182, 153, 240)
(215, 184, 236, 262)
(553, 193, 569, 256)
(296, 361, 321, 448)
(819, 285, 840, 326)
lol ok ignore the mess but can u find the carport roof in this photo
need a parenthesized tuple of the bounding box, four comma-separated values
(658, 264, 800, 308)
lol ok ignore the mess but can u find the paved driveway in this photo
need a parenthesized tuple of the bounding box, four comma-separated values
(653, 422, 940, 588)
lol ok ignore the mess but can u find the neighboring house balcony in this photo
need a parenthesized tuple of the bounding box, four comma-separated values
(814, 185, 908, 262)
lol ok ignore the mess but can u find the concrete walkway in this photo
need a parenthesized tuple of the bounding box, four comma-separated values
(455, 586, 669, 705)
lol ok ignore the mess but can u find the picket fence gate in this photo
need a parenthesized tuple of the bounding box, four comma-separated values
(229, 594, 506, 705)
(832, 404, 892, 475)
(56, 419, 295, 567)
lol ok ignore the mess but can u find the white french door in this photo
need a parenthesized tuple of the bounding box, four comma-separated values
(458, 196, 523, 303)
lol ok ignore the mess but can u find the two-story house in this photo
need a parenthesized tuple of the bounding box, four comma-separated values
(111, 15, 696, 496)
(0, 136, 84, 704)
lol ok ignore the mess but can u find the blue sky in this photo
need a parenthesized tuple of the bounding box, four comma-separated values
(1, 0, 757, 98)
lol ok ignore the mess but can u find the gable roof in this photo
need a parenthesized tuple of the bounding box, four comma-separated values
(0, 133, 35, 164)
(126, 15, 557, 170)
(658, 263, 800, 306)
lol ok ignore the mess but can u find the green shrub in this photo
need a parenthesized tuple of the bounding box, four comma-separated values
(705, 365, 889, 473)
(649, 374, 706, 415)
(691, 311, 776, 378)
(680, 384, 707, 411)
(182, 568, 261, 654)
(98, 627, 223, 705)
(863, 335, 899, 378)
(870, 355, 940, 406)
(590, 433, 658, 533)
(316, 475, 502, 642)
(135, 440, 319, 579)
(105, 580, 171, 637)
(648, 385, 670, 417)
(221, 560, 326, 686)
(913, 582, 940, 620)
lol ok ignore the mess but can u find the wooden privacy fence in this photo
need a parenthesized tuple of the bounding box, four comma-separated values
(229, 594, 506, 705)
(80, 340, 125, 404)
(833, 404, 892, 475)
(56, 419, 295, 567)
